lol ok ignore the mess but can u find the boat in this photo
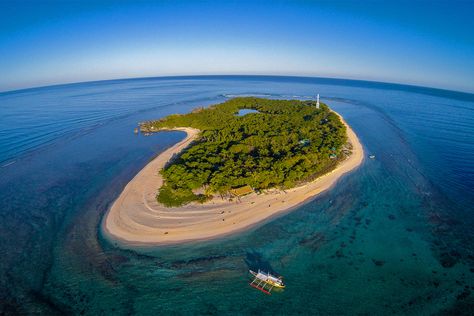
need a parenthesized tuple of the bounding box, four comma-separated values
(249, 270, 285, 295)
(369, 155, 375, 159)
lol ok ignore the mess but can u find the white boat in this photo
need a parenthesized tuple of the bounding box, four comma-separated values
(249, 270, 285, 294)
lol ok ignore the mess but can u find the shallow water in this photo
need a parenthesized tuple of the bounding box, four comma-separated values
(236, 108, 260, 116)
(0, 76, 473, 315)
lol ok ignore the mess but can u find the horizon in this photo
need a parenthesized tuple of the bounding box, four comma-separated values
(2, 74, 474, 100)
(1, 0, 473, 93)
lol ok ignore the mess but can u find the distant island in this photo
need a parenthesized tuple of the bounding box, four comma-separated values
(103, 97, 363, 245)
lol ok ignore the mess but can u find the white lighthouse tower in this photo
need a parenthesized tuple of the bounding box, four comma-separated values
(316, 94, 320, 109)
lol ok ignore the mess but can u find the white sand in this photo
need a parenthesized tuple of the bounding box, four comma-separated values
(103, 114, 364, 245)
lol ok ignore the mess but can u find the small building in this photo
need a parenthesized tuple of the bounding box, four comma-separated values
(299, 139, 310, 146)
(229, 185, 254, 197)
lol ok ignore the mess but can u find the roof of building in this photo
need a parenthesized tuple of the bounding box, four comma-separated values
(229, 185, 254, 197)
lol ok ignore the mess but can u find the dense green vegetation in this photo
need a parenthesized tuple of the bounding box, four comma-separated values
(142, 97, 348, 207)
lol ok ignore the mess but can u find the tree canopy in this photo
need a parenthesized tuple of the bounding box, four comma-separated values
(141, 97, 348, 207)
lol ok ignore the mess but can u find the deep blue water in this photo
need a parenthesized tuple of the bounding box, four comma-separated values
(0, 76, 474, 315)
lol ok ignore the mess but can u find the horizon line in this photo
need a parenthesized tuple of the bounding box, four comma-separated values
(1, 74, 473, 100)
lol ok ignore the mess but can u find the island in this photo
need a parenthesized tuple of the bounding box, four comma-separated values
(103, 97, 364, 245)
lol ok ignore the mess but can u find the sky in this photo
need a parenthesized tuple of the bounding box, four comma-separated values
(0, 0, 473, 93)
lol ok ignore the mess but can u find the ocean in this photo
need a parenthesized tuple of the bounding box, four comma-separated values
(0, 76, 473, 315)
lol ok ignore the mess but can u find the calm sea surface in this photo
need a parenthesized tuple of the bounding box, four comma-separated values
(0, 76, 473, 315)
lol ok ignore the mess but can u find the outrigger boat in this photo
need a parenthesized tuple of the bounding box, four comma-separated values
(249, 270, 285, 295)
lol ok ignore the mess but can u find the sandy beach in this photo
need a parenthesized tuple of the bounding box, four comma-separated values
(103, 114, 364, 245)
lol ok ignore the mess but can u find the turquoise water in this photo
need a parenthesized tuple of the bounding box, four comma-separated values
(236, 108, 260, 116)
(0, 76, 473, 314)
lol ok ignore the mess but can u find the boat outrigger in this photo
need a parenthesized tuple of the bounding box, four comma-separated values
(249, 270, 285, 295)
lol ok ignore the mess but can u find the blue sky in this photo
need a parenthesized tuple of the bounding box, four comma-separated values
(1, 0, 473, 92)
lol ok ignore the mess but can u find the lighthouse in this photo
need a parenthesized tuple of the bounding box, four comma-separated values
(316, 94, 320, 109)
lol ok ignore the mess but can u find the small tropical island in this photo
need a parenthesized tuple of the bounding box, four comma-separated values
(103, 97, 364, 245)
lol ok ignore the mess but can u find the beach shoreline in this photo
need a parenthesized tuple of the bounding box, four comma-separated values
(102, 113, 364, 246)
